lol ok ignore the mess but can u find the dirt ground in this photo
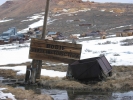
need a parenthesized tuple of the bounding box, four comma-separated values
(1, 3, 133, 36)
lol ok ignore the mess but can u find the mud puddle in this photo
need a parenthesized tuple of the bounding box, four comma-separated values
(15, 85, 133, 100)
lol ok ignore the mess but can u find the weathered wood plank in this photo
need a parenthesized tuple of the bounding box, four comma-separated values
(30, 49, 80, 58)
(31, 60, 38, 83)
(29, 52, 80, 60)
(30, 46, 81, 53)
(31, 38, 82, 48)
(35, 60, 42, 79)
(29, 52, 77, 63)
(29, 38, 82, 63)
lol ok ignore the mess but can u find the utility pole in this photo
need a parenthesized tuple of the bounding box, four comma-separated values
(41, 0, 50, 39)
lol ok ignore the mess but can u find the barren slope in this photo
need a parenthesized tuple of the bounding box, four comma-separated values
(0, 0, 91, 19)
(0, 0, 133, 35)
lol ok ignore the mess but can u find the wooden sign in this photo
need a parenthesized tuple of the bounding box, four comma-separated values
(29, 38, 82, 63)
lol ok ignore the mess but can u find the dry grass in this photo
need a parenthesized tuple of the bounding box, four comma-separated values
(112, 8, 125, 13)
(113, 66, 133, 72)
(40, 76, 85, 89)
(39, 66, 133, 92)
(1, 86, 53, 100)
(1, 65, 133, 92)
(0, 69, 17, 78)
(41, 76, 61, 81)
(42, 65, 67, 72)
(0, 69, 25, 80)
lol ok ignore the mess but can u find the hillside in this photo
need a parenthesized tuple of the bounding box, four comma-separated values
(0, 0, 133, 35)
(0, 0, 91, 19)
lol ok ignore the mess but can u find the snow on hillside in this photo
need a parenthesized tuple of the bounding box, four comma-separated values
(0, 19, 13, 23)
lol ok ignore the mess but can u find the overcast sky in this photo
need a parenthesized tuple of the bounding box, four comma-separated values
(0, 0, 7, 5)
(0, 0, 133, 5)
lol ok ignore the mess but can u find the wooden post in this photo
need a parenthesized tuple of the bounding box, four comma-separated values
(29, 0, 50, 84)
(30, 60, 38, 83)
(30, 60, 42, 83)
(41, 0, 50, 39)
(25, 65, 31, 83)
(36, 60, 42, 79)
(31, 67, 36, 83)
(66, 65, 72, 79)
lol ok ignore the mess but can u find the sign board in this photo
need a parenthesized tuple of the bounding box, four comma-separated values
(29, 38, 82, 63)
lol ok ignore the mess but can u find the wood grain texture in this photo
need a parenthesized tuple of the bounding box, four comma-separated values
(29, 38, 82, 63)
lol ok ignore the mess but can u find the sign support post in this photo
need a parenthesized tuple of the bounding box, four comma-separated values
(25, 0, 50, 84)
(41, 0, 50, 39)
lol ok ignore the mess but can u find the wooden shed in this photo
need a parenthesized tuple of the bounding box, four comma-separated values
(67, 55, 112, 81)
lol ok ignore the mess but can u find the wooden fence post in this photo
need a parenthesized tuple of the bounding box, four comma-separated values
(25, 65, 31, 83)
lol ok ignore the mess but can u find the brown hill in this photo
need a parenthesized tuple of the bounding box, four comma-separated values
(0, 0, 46, 19)
(0, 0, 133, 35)
(0, 0, 91, 19)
